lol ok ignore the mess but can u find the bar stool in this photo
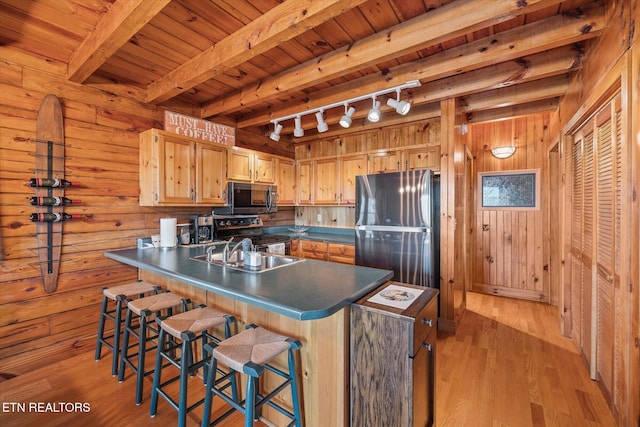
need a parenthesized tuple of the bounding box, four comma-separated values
(150, 305, 236, 427)
(95, 280, 162, 376)
(201, 324, 302, 427)
(118, 291, 191, 405)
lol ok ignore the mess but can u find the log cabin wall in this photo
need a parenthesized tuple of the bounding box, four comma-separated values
(467, 114, 550, 303)
(0, 49, 291, 376)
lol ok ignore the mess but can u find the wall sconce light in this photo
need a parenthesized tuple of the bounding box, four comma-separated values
(316, 110, 328, 133)
(491, 146, 516, 159)
(269, 122, 283, 141)
(340, 105, 356, 128)
(386, 88, 411, 115)
(268, 80, 421, 139)
(368, 97, 381, 122)
(294, 115, 304, 137)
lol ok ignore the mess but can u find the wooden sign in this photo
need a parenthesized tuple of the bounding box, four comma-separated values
(164, 110, 235, 145)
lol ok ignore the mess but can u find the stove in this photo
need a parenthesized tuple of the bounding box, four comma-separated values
(212, 214, 291, 254)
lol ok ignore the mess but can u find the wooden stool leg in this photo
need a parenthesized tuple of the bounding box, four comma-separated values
(201, 356, 218, 427)
(111, 296, 125, 376)
(289, 348, 302, 426)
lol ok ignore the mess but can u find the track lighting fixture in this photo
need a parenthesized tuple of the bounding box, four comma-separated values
(316, 110, 328, 133)
(368, 97, 381, 122)
(269, 122, 283, 141)
(340, 105, 356, 128)
(294, 115, 304, 137)
(268, 80, 421, 139)
(387, 88, 411, 115)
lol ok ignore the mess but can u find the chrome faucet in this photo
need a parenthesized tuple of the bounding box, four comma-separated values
(222, 237, 253, 264)
(205, 244, 217, 262)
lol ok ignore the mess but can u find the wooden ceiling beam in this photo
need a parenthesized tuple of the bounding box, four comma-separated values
(146, 0, 370, 103)
(461, 74, 569, 111)
(67, 0, 170, 83)
(467, 98, 560, 123)
(201, 0, 569, 118)
(237, 3, 602, 128)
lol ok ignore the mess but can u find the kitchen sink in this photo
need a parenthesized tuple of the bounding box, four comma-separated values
(190, 252, 304, 273)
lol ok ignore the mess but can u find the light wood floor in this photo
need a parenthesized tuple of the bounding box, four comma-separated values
(0, 292, 615, 426)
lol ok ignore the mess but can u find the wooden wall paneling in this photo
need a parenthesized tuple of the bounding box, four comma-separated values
(628, 36, 640, 427)
(470, 115, 549, 301)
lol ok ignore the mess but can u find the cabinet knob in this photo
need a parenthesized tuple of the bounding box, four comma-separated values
(423, 343, 433, 351)
(422, 318, 433, 327)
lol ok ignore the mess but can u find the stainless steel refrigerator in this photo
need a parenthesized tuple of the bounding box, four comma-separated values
(355, 169, 435, 287)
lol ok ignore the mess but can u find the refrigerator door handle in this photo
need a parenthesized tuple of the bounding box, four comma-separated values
(356, 225, 428, 233)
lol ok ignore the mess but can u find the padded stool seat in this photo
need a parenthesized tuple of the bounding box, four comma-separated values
(150, 305, 235, 427)
(118, 291, 191, 405)
(95, 280, 161, 376)
(201, 325, 302, 427)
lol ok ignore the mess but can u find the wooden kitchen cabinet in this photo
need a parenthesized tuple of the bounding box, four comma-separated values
(139, 129, 227, 206)
(296, 160, 313, 205)
(277, 158, 296, 205)
(339, 154, 367, 205)
(228, 147, 275, 184)
(327, 242, 355, 264)
(313, 158, 339, 205)
(404, 146, 441, 172)
(351, 283, 438, 427)
(299, 240, 328, 261)
(369, 149, 403, 174)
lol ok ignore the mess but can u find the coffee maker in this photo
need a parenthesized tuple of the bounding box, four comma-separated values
(190, 214, 214, 244)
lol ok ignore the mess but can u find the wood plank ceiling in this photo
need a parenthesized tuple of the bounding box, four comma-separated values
(0, 0, 604, 146)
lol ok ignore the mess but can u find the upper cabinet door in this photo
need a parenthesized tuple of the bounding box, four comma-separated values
(369, 150, 402, 174)
(340, 154, 368, 205)
(227, 148, 253, 182)
(254, 153, 276, 184)
(297, 160, 313, 205)
(277, 158, 296, 205)
(197, 143, 227, 204)
(157, 133, 195, 204)
(314, 158, 339, 205)
(404, 146, 441, 171)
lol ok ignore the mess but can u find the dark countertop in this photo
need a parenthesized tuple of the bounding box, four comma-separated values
(264, 226, 355, 245)
(104, 245, 391, 321)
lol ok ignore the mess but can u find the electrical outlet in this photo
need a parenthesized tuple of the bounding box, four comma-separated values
(317, 214, 322, 222)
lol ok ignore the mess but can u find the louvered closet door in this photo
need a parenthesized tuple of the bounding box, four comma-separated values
(594, 94, 623, 409)
(570, 135, 584, 347)
(570, 121, 595, 369)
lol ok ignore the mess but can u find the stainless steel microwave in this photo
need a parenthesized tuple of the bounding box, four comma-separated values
(226, 182, 277, 214)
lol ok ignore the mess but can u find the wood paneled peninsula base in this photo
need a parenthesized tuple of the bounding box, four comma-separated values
(105, 246, 392, 427)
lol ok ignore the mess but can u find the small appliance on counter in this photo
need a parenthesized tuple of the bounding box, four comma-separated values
(190, 214, 214, 244)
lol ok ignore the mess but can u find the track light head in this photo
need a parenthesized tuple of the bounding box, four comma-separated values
(269, 123, 283, 141)
(316, 111, 328, 133)
(294, 115, 304, 137)
(387, 98, 411, 115)
(368, 98, 381, 122)
(340, 106, 356, 128)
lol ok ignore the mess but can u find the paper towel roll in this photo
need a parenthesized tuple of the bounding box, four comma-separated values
(160, 218, 177, 247)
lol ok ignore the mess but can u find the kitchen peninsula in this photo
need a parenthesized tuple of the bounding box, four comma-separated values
(105, 245, 392, 427)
